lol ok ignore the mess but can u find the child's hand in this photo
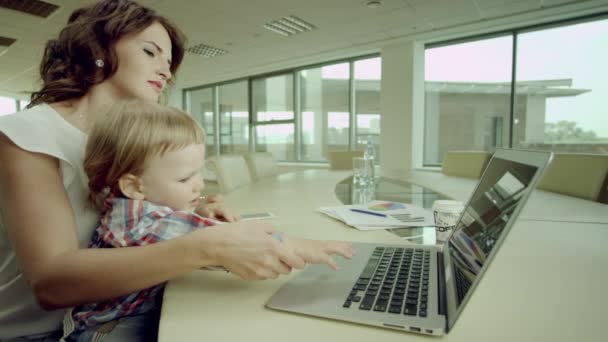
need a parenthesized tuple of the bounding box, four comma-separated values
(282, 236, 356, 270)
(197, 195, 240, 222)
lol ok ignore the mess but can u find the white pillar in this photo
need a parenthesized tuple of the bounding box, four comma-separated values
(524, 95, 547, 143)
(380, 41, 424, 180)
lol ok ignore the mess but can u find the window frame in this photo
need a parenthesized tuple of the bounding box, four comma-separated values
(421, 12, 608, 167)
(183, 53, 381, 162)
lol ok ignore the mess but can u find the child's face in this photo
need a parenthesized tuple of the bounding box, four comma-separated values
(138, 143, 206, 211)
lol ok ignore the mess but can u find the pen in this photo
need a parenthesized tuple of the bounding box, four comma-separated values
(350, 208, 387, 217)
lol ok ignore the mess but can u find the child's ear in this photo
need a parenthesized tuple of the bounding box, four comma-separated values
(118, 174, 145, 200)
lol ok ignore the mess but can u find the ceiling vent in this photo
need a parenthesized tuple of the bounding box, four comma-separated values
(263, 15, 317, 37)
(0, 0, 59, 18)
(186, 44, 227, 58)
(0, 36, 16, 47)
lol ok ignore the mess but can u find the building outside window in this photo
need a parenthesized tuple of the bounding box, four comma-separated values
(186, 87, 215, 157)
(354, 57, 381, 161)
(218, 81, 249, 154)
(300, 62, 350, 162)
(514, 19, 608, 154)
(251, 74, 295, 161)
(424, 15, 607, 166)
(424, 36, 513, 166)
(184, 55, 380, 163)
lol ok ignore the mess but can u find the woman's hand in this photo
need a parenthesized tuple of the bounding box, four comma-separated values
(192, 221, 305, 280)
(196, 194, 239, 222)
(282, 236, 356, 271)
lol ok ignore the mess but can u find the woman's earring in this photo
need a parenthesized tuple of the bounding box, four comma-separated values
(95, 59, 105, 68)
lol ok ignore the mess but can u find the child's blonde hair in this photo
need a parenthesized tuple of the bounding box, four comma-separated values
(84, 100, 206, 201)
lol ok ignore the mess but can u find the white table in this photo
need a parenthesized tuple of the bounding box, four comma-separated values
(159, 169, 608, 342)
(402, 170, 608, 224)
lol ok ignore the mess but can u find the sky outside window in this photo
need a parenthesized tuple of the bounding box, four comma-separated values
(425, 19, 608, 138)
(517, 19, 608, 138)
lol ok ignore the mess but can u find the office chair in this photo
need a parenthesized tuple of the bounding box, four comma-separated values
(205, 154, 252, 194)
(244, 152, 279, 180)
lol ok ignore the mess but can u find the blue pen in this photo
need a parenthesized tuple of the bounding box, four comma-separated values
(350, 208, 387, 217)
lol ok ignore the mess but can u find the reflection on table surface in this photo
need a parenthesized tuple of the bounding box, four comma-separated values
(334, 176, 452, 245)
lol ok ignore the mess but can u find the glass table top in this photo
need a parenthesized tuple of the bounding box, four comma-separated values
(335, 176, 452, 244)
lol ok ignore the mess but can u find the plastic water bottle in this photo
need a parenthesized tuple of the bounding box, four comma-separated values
(363, 136, 376, 184)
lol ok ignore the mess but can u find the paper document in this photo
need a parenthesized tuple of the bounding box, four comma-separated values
(319, 200, 435, 231)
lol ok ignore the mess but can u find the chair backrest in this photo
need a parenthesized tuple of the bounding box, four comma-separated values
(328, 150, 364, 170)
(441, 151, 492, 179)
(205, 154, 252, 193)
(243, 152, 278, 180)
(599, 172, 608, 204)
(537, 153, 608, 202)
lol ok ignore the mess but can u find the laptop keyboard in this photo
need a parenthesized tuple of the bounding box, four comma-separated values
(343, 247, 431, 317)
(453, 263, 472, 305)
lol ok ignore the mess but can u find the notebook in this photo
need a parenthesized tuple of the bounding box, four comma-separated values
(266, 149, 553, 335)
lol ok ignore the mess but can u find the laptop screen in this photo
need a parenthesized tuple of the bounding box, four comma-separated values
(444, 156, 539, 311)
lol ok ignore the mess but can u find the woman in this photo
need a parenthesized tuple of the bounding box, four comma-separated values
(0, 1, 354, 340)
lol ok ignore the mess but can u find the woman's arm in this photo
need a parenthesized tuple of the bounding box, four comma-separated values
(0, 138, 304, 310)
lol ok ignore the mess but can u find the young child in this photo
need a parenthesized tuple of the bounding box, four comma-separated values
(61, 100, 216, 341)
(61, 100, 353, 341)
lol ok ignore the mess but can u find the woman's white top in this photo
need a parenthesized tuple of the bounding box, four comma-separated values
(0, 104, 99, 339)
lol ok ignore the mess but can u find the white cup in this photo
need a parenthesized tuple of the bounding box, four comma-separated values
(432, 200, 465, 242)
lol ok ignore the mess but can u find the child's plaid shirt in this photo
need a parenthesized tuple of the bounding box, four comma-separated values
(65, 196, 216, 333)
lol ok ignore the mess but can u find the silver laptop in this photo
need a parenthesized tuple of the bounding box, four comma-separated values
(266, 149, 553, 336)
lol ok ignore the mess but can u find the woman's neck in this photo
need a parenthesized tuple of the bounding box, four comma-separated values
(49, 85, 119, 133)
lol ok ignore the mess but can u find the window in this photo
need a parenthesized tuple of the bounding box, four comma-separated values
(424, 36, 513, 166)
(183, 55, 382, 163)
(218, 81, 249, 154)
(187, 87, 215, 157)
(354, 57, 381, 161)
(300, 62, 350, 161)
(514, 19, 608, 153)
(252, 74, 295, 160)
(424, 15, 607, 167)
(0, 96, 17, 116)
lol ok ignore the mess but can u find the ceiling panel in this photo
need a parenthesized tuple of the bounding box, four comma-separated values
(476, 0, 541, 18)
(0, 7, 48, 29)
(0, 67, 38, 89)
(410, 0, 480, 21)
(0, 0, 605, 95)
(1, 41, 44, 62)
(158, 0, 292, 27)
(542, 0, 590, 5)
(385, 21, 435, 38)
(474, 0, 538, 7)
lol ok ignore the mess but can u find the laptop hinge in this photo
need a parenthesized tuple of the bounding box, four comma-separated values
(437, 251, 447, 328)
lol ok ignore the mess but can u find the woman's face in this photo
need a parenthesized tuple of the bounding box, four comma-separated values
(104, 21, 173, 102)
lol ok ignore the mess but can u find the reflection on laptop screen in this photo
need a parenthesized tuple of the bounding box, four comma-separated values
(446, 157, 538, 308)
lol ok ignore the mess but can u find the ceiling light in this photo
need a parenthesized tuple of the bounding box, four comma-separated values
(0, 0, 59, 18)
(0, 36, 16, 47)
(263, 15, 317, 37)
(186, 44, 227, 58)
(285, 15, 316, 31)
(365, 0, 383, 9)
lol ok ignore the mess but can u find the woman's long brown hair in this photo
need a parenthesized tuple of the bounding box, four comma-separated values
(28, 0, 186, 107)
